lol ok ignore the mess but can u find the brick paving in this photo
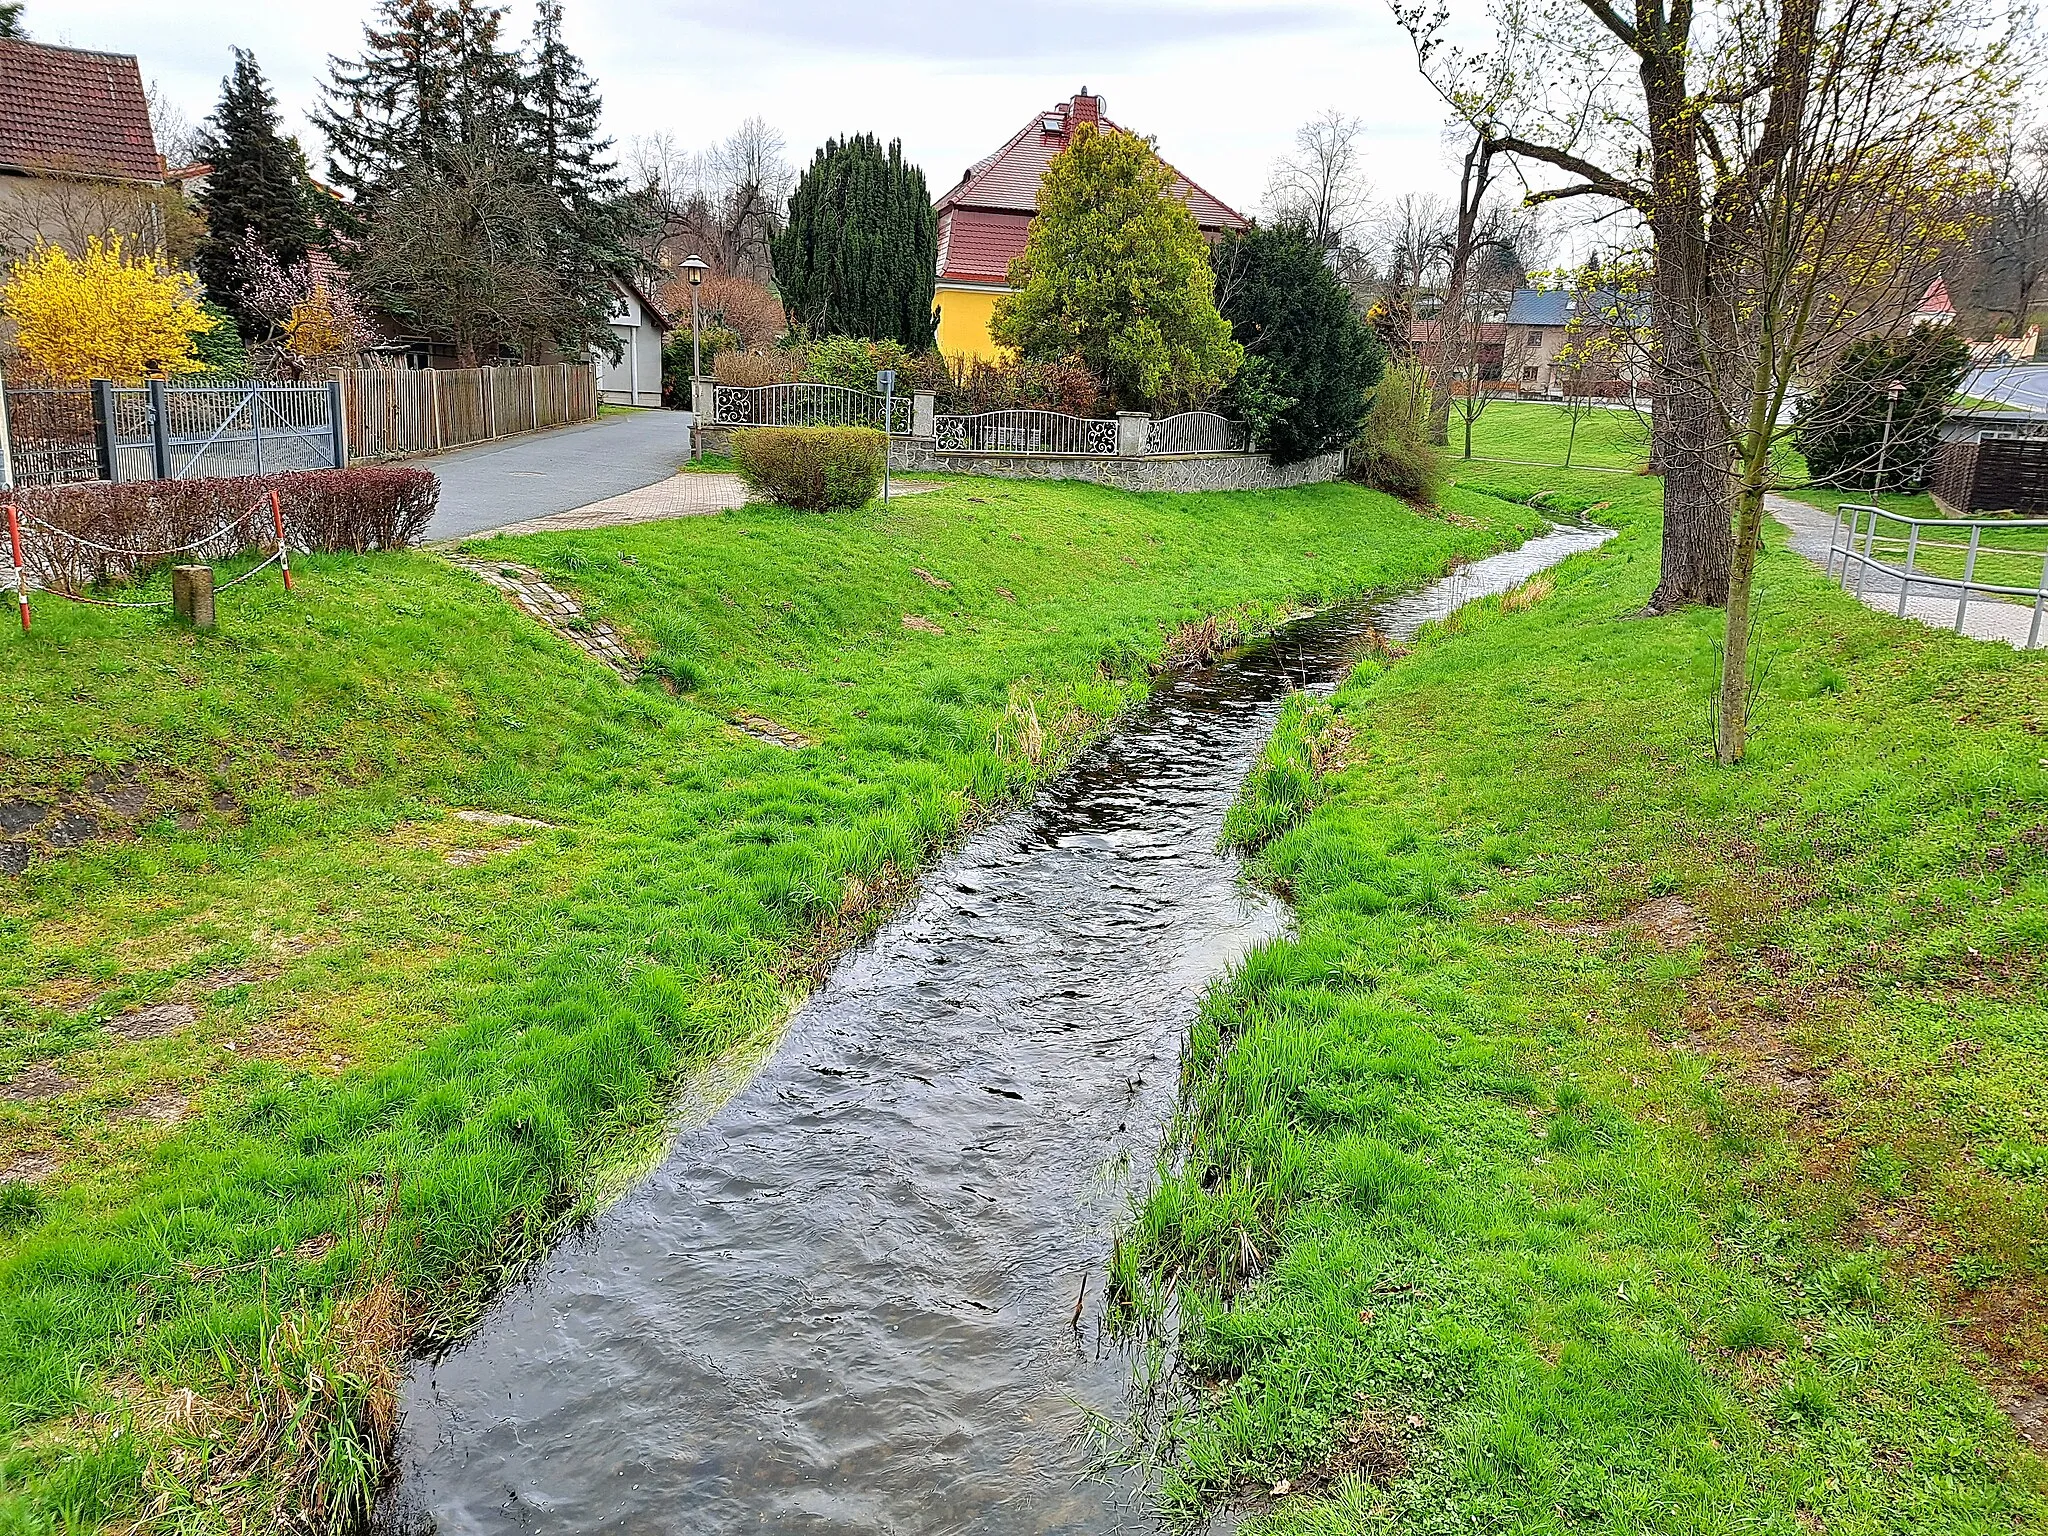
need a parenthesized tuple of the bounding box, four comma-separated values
(446, 558, 640, 677)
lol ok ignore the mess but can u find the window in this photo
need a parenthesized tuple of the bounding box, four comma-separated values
(1528, 328, 1544, 345)
(1522, 365, 1539, 382)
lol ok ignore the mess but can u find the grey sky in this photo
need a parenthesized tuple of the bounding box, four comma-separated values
(43, 0, 1460, 220)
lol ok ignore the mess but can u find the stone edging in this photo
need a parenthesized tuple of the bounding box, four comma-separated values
(445, 557, 640, 677)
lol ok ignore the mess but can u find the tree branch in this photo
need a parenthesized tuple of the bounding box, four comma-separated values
(1486, 134, 1649, 213)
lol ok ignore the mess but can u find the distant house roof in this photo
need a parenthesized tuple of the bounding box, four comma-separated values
(1506, 288, 1651, 328)
(934, 90, 1248, 285)
(1915, 276, 1955, 316)
(0, 39, 161, 183)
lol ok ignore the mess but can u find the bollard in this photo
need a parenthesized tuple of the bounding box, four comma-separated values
(171, 564, 215, 629)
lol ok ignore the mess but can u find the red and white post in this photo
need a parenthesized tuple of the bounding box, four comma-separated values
(270, 489, 293, 592)
(5, 501, 26, 632)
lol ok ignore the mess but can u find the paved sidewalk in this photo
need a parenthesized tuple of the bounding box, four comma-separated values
(458, 473, 939, 539)
(1768, 493, 2046, 650)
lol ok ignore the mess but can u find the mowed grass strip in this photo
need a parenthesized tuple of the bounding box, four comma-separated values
(1124, 466, 2048, 1531)
(0, 475, 1542, 1530)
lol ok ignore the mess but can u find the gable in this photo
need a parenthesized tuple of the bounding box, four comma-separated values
(0, 40, 161, 184)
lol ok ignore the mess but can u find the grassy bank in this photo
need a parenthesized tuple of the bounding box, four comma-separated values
(0, 476, 1541, 1530)
(1125, 465, 2048, 1530)
(1464, 401, 1651, 469)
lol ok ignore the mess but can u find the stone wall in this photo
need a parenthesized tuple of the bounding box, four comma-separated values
(884, 444, 1347, 492)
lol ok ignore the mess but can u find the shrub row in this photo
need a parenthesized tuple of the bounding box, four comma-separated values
(711, 339, 1106, 417)
(731, 426, 885, 512)
(9, 467, 438, 591)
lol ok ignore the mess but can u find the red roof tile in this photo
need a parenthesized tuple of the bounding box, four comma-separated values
(0, 39, 161, 184)
(936, 91, 1247, 284)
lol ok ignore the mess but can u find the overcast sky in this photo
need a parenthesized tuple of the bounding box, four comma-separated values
(40, 0, 1476, 219)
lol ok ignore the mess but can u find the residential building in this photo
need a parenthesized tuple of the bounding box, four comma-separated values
(1504, 288, 1652, 397)
(931, 90, 1249, 359)
(592, 272, 670, 406)
(0, 38, 165, 263)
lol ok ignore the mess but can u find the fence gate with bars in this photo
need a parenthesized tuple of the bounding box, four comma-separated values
(0, 378, 345, 487)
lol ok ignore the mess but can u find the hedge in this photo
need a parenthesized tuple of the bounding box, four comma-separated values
(8, 467, 438, 591)
(731, 427, 885, 512)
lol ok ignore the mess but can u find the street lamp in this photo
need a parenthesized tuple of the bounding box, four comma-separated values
(681, 255, 709, 461)
(1875, 377, 1906, 493)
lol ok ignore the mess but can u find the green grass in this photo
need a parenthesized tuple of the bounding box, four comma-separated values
(1461, 400, 1652, 470)
(1123, 463, 2048, 1531)
(0, 475, 1543, 1531)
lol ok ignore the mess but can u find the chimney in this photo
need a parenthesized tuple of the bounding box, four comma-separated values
(1070, 90, 1103, 126)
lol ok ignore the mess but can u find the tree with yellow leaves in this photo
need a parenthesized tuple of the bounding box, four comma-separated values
(1, 236, 215, 383)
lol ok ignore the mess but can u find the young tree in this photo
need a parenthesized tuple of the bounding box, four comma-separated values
(991, 123, 1241, 409)
(772, 134, 937, 346)
(2, 237, 215, 383)
(1213, 222, 1384, 463)
(194, 49, 319, 333)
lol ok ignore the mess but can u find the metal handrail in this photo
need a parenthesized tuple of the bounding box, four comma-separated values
(1828, 502, 2048, 647)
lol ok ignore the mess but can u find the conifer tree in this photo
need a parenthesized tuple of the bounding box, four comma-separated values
(0, 3, 25, 40)
(773, 134, 936, 347)
(193, 49, 318, 332)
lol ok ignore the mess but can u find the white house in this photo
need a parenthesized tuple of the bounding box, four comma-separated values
(593, 274, 671, 407)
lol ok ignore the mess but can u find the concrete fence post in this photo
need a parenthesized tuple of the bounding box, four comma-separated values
(171, 565, 214, 629)
(1116, 411, 1149, 458)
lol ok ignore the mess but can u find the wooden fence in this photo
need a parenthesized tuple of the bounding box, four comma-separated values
(340, 362, 597, 460)
(1930, 435, 2048, 515)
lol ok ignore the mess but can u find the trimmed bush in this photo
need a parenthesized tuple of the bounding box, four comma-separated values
(1347, 362, 1442, 505)
(12, 466, 437, 590)
(731, 426, 885, 511)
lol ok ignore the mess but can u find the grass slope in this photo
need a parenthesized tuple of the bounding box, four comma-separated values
(0, 476, 1540, 1531)
(1125, 466, 2048, 1532)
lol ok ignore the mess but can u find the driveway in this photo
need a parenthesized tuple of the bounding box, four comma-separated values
(419, 410, 693, 539)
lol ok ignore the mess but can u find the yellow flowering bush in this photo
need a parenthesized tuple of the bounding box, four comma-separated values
(1, 237, 215, 383)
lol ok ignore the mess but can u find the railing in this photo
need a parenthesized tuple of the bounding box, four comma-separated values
(1144, 411, 1250, 455)
(934, 410, 1120, 456)
(713, 383, 912, 435)
(1828, 502, 2048, 648)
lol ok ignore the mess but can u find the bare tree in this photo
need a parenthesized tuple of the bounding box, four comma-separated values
(1977, 125, 2048, 335)
(1264, 109, 1373, 255)
(628, 117, 791, 284)
(146, 80, 202, 171)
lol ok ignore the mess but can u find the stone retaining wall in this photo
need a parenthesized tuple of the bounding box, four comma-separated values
(884, 444, 1347, 492)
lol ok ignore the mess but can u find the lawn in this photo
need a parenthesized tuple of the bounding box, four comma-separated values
(1122, 463, 2048, 1531)
(0, 474, 1543, 1531)
(1461, 399, 1653, 470)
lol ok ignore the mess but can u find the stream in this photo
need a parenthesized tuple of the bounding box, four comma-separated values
(379, 524, 1612, 1536)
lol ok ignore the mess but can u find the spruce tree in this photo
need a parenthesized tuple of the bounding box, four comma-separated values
(193, 49, 318, 332)
(773, 134, 937, 347)
(0, 4, 25, 40)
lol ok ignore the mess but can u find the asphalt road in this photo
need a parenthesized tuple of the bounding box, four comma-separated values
(420, 409, 693, 540)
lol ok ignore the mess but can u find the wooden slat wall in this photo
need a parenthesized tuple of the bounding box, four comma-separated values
(339, 362, 598, 461)
(1932, 437, 2048, 514)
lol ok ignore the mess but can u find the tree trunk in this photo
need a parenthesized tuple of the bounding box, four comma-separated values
(1715, 478, 1768, 763)
(1651, 367, 1732, 608)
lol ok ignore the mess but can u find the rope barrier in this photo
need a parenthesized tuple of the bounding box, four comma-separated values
(5, 490, 300, 626)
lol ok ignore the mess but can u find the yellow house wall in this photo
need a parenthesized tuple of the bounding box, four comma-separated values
(934, 284, 1008, 361)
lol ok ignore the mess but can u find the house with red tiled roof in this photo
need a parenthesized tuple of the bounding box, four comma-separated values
(0, 38, 168, 264)
(932, 90, 1249, 359)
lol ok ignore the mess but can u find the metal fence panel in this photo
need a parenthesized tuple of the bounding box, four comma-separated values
(1143, 412, 1250, 454)
(2, 385, 101, 487)
(713, 383, 913, 435)
(933, 410, 1120, 456)
(107, 382, 339, 481)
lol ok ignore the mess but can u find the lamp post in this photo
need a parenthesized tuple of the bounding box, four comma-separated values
(1875, 377, 1906, 493)
(681, 254, 708, 460)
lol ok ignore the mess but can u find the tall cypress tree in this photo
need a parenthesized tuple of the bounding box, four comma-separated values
(773, 135, 936, 347)
(193, 49, 319, 332)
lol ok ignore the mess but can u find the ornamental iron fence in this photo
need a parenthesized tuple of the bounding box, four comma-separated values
(934, 410, 1120, 456)
(713, 383, 912, 435)
(1144, 411, 1250, 455)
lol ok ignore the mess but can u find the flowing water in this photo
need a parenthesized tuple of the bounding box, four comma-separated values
(380, 525, 1612, 1536)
